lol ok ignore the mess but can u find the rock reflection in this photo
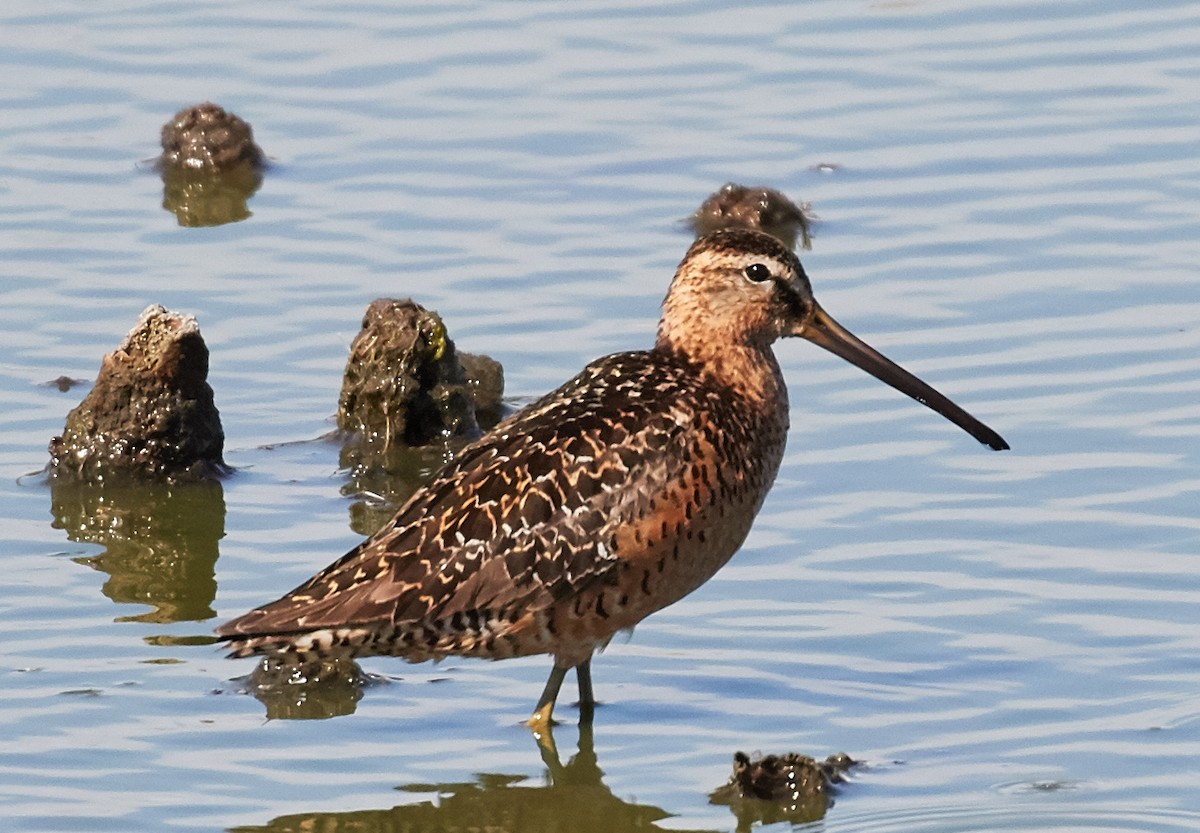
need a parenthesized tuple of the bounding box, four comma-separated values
(230, 724, 716, 833)
(160, 161, 263, 227)
(51, 477, 225, 623)
(338, 438, 459, 537)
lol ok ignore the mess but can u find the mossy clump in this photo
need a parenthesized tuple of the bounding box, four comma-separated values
(337, 298, 503, 451)
(159, 102, 265, 172)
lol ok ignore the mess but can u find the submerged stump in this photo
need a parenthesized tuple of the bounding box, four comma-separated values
(238, 655, 373, 720)
(160, 101, 265, 172)
(689, 182, 817, 250)
(48, 304, 228, 483)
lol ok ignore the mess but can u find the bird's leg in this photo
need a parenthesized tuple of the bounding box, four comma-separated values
(532, 663, 599, 778)
(528, 659, 595, 743)
(575, 659, 594, 724)
(528, 663, 569, 732)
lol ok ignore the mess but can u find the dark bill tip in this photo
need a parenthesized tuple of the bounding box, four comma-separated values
(801, 304, 1009, 451)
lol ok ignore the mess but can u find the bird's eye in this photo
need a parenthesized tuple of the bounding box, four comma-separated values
(744, 263, 772, 283)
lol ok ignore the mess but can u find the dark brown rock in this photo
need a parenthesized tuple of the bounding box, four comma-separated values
(42, 375, 87, 392)
(689, 182, 817, 250)
(456, 349, 505, 429)
(48, 304, 227, 483)
(159, 102, 264, 172)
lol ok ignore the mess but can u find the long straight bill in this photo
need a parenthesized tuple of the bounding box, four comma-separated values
(801, 303, 1009, 451)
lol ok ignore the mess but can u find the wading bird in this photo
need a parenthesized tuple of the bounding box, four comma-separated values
(217, 229, 1007, 730)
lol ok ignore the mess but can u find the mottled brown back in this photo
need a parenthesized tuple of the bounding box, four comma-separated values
(217, 345, 787, 664)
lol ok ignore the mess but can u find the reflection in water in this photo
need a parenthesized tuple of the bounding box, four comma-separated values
(160, 161, 263, 227)
(338, 436, 462, 536)
(221, 658, 851, 833)
(231, 724, 717, 833)
(223, 654, 849, 830)
(50, 476, 225, 623)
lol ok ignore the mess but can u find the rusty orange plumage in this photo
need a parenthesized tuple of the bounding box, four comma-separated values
(216, 229, 1007, 728)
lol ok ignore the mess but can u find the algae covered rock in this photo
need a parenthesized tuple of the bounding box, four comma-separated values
(237, 655, 373, 720)
(456, 349, 505, 428)
(335, 298, 505, 533)
(48, 304, 227, 483)
(689, 182, 817, 250)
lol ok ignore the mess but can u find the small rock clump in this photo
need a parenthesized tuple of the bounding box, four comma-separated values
(689, 182, 817, 250)
(157, 102, 265, 227)
(48, 304, 228, 483)
(710, 751, 857, 826)
(456, 350, 505, 429)
(159, 102, 265, 172)
(240, 655, 373, 720)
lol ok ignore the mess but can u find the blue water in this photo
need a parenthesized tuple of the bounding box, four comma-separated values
(2, 1, 1198, 831)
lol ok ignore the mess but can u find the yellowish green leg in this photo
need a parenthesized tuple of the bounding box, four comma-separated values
(528, 659, 595, 733)
(528, 664, 569, 732)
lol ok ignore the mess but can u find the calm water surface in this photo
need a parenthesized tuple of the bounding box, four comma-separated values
(2, 1, 1198, 831)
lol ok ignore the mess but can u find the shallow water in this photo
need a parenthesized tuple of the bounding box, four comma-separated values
(2, 1, 1199, 831)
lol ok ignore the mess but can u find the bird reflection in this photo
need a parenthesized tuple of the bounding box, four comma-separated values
(228, 722, 717, 833)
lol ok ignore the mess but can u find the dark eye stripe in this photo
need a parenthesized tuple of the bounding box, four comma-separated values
(744, 263, 772, 283)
